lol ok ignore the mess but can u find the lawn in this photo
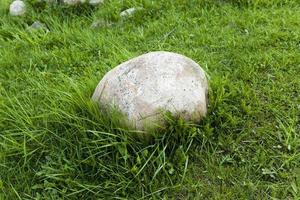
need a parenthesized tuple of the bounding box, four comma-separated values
(0, 0, 299, 199)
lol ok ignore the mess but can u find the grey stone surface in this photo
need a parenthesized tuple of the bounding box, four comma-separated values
(88, 0, 104, 6)
(27, 21, 48, 32)
(90, 19, 109, 29)
(92, 51, 209, 130)
(120, 7, 139, 18)
(63, 0, 85, 5)
(63, 0, 103, 5)
(30, 21, 44, 29)
(9, 0, 26, 16)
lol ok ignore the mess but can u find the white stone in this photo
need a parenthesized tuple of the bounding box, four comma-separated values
(90, 19, 106, 29)
(30, 21, 44, 29)
(9, 0, 26, 16)
(120, 7, 139, 18)
(27, 21, 48, 32)
(89, 0, 104, 6)
(92, 51, 209, 130)
(63, 0, 86, 5)
(44, 0, 57, 3)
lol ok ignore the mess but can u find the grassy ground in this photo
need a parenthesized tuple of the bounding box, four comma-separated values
(0, 0, 300, 199)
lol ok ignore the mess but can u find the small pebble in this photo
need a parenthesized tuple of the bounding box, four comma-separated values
(90, 19, 112, 29)
(120, 7, 140, 18)
(90, 20, 104, 29)
(89, 0, 104, 6)
(63, 0, 86, 5)
(27, 21, 48, 32)
(9, 0, 26, 16)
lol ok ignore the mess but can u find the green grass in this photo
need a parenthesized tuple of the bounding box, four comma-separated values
(1, 0, 300, 199)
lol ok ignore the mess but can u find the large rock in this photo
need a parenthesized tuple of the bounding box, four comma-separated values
(9, 0, 26, 16)
(92, 51, 209, 130)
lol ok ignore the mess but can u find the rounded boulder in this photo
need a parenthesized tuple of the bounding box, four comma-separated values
(92, 51, 209, 130)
